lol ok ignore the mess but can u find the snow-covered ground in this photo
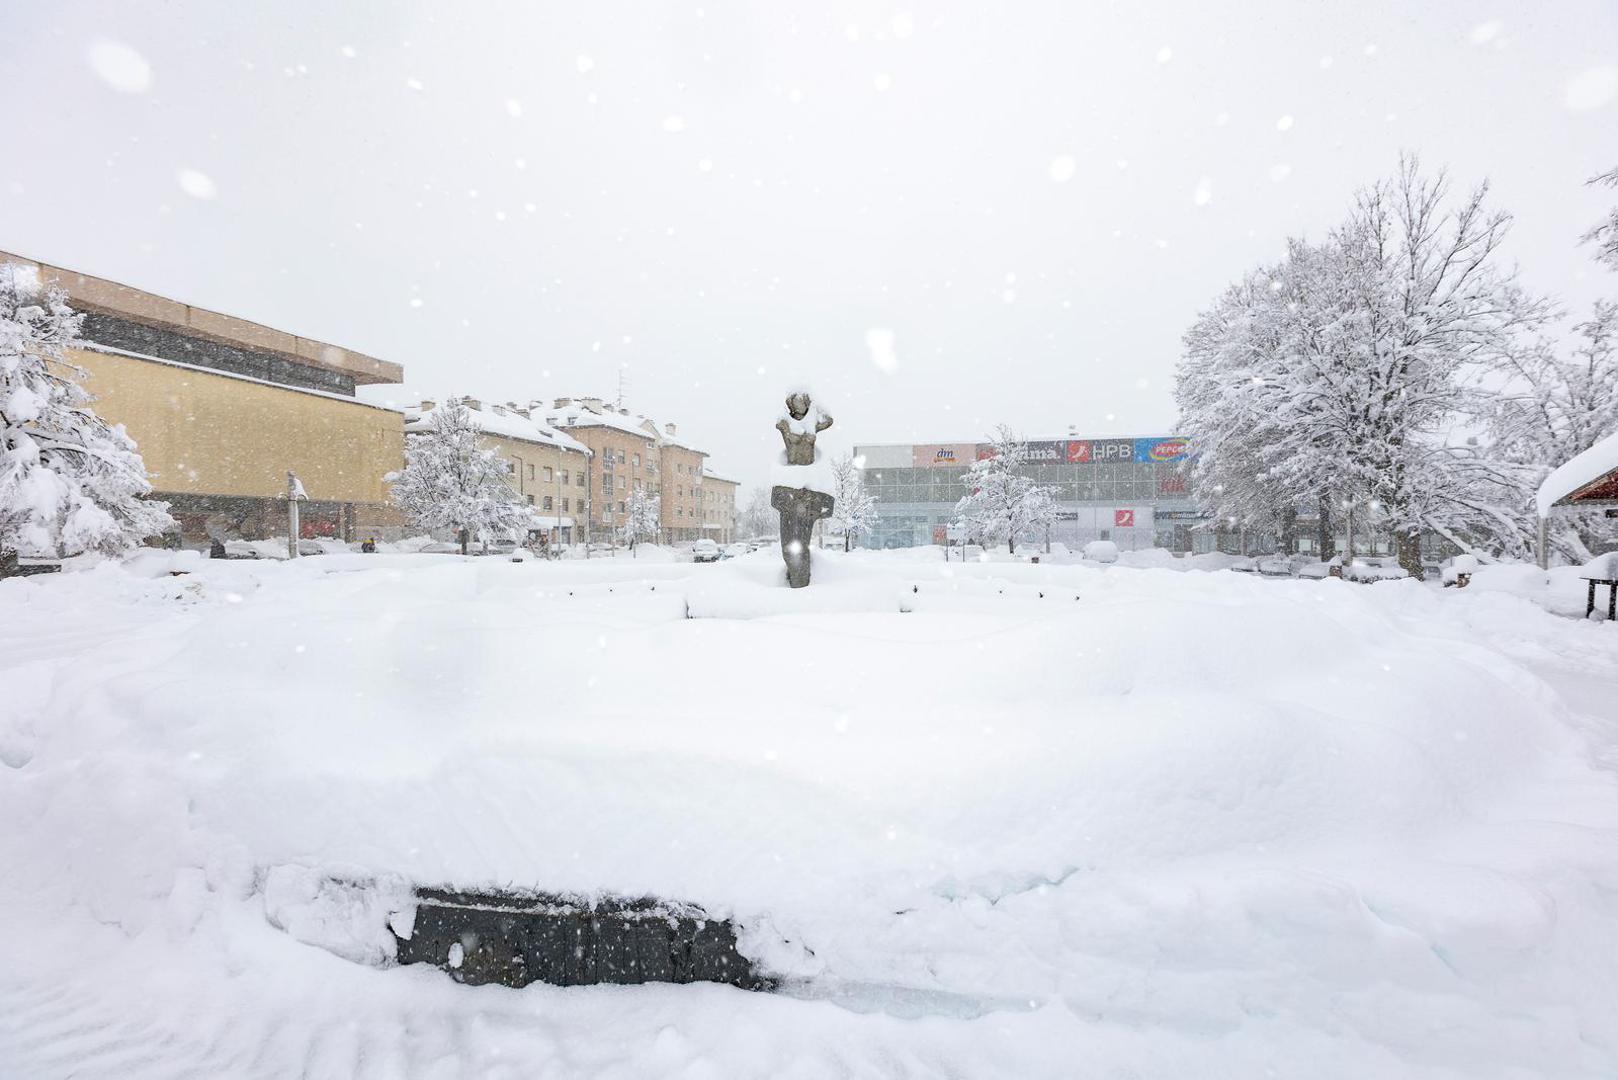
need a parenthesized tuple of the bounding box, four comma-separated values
(2, 550, 1616, 1078)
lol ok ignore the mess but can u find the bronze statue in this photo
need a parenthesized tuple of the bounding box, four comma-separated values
(775, 392, 833, 466)
(770, 392, 835, 588)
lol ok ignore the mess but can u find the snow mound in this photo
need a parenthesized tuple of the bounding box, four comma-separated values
(2, 551, 1617, 1077)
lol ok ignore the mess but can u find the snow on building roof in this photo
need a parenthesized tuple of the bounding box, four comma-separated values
(544, 397, 712, 456)
(1537, 428, 1618, 515)
(702, 468, 739, 485)
(403, 398, 591, 456)
(544, 397, 660, 441)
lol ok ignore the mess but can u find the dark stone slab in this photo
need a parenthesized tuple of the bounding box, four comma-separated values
(393, 887, 773, 992)
(0, 550, 61, 578)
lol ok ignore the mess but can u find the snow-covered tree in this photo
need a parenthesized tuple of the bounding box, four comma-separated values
(389, 400, 531, 554)
(0, 263, 172, 560)
(1487, 302, 1618, 560)
(829, 452, 876, 551)
(737, 487, 775, 539)
(1177, 157, 1550, 576)
(954, 425, 1059, 554)
(1583, 166, 1618, 272)
(622, 487, 660, 553)
(1177, 260, 1329, 552)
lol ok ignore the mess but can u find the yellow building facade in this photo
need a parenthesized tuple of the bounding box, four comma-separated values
(4, 250, 407, 545)
(700, 472, 739, 544)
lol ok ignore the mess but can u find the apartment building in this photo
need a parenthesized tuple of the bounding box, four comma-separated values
(544, 397, 661, 542)
(657, 425, 710, 544)
(403, 397, 592, 545)
(2, 249, 407, 546)
(700, 470, 739, 544)
(543, 396, 740, 545)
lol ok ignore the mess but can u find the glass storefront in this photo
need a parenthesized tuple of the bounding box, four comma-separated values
(859, 441, 1208, 552)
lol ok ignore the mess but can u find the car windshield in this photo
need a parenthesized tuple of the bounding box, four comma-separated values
(4, 6, 1618, 1077)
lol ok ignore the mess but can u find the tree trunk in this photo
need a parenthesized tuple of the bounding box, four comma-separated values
(1315, 498, 1335, 561)
(1395, 526, 1424, 580)
(844, 535, 850, 552)
(1280, 507, 1298, 554)
(458, 528, 469, 556)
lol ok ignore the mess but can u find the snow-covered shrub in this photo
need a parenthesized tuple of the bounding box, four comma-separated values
(388, 400, 532, 555)
(0, 263, 173, 558)
(953, 425, 1058, 555)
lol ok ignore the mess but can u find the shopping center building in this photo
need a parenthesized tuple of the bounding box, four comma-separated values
(853, 435, 1210, 551)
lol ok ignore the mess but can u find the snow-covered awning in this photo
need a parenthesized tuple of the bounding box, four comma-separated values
(525, 515, 575, 529)
(1537, 429, 1618, 515)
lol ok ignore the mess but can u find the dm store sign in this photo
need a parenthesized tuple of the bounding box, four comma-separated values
(912, 443, 976, 469)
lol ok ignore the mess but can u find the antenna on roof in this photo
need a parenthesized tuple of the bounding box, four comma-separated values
(615, 368, 629, 409)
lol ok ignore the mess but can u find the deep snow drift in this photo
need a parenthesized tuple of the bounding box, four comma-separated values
(2, 550, 1616, 1078)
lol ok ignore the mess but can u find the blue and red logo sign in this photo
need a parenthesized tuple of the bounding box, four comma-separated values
(1134, 437, 1189, 463)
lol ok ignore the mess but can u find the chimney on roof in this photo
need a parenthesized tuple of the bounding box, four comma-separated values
(490, 404, 507, 416)
(507, 402, 530, 419)
(419, 398, 436, 412)
(460, 396, 482, 411)
(552, 396, 571, 409)
(664, 422, 677, 437)
(580, 396, 603, 412)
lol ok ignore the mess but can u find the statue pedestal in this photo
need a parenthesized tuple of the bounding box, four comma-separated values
(771, 486, 834, 588)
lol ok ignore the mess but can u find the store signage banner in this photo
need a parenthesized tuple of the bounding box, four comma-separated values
(1134, 437, 1190, 463)
(912, 443, 975, 469)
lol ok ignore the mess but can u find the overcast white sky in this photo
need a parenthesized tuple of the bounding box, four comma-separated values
(4, 1, 1615, 491)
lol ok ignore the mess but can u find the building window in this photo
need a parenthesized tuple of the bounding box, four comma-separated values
(527, 494, 535, 505)
(561, 471, 570, 485)
(562, 498, 570, 512)
(633, 453, 640, 467)
(543, 496, 553, 510)
(527, 463, 536, 480)
(505, 461, 516, 474)
(543, 466, 553, 482)
(617, 501, 625, 513)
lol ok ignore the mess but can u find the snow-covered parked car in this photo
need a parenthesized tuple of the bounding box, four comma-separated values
(692, 538, 722, 563)
(1342, 557, 1409, 583)
(721, 543, 749, 560)
(1254, 554, 1296, 577)
(1083, 540, 1119, 564)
